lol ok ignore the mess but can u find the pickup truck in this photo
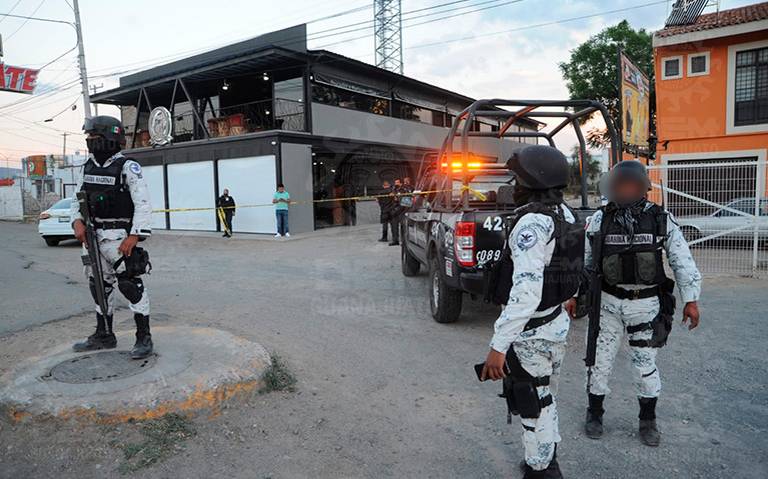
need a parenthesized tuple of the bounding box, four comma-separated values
(400, 99, 620, 323)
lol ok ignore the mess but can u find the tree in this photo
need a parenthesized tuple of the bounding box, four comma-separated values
(559, 20, 654, 149)
(567, 146, 601, 195)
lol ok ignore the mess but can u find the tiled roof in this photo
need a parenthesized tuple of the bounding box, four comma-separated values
(656, 1, 768, 38)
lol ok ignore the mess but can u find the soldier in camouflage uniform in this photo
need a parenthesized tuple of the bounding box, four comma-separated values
(483, 145, 585, 479)
(569, 160, 701, 447)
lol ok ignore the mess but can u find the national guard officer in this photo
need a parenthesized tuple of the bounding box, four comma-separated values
(482, 145, 585, 479)
(70, 115, 155, 359)
(566, 160, 702, 446)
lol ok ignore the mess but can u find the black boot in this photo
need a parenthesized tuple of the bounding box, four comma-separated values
(638, 397, 660, 446)
(73, 313, 116, 352)
(585, 393, 605, 439)
(131, 314, 153, 359)
(522, 447, 563, 479)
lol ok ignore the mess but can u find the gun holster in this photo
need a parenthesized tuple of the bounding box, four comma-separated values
(114, 247, 152, 278)
(499, 347, 553, 422)
(628, 278, 676, 348)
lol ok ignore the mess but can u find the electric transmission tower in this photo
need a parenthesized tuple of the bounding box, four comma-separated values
(373, 0, 403, 74)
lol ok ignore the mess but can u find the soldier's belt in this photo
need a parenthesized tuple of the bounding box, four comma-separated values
(94, 220, 131, 230)
(601, 282, 659, 300)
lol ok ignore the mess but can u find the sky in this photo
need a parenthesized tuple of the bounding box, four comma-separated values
(0, 0, 760, 168)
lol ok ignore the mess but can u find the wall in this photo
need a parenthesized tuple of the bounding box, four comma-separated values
(217, 156, 278, 234)
(280, 143, 314, 234)
(654, 30, 768, 157)
(0, 184, 24, 220)
(311, 103, 525, 161)
(167, 161, 216, 231)
(142, 165, 167, 230)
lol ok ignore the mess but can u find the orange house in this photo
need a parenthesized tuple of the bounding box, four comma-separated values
(652, 2, 767, 200)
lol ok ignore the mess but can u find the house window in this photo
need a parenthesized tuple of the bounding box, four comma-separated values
(662, 56, 683, 80)
(734, 47, 768, 127)
(688, 52, 710, 77)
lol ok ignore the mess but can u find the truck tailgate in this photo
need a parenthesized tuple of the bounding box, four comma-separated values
(470, 211, 517, 265)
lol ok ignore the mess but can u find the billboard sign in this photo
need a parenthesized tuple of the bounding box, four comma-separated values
(1, 63, 39, 94)
(619, 51, 650, 149)
(25, 156, 48, 178)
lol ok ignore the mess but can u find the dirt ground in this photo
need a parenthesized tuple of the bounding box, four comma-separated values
(0, 221, 766, 479)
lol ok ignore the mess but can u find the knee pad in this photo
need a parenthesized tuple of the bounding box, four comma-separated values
(118, 276, 144, 304)
(89, 276, 113, 304)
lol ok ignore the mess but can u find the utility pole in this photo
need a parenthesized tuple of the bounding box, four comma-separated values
(72, 0, 92, 119)
(374, 0, 403, 74)
(90, 84, 103, 115)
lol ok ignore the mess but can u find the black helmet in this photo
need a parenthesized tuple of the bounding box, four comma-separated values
(507, 145, 569, 190)
(609, 160, 650, 191)
(83, 115, 125, 144)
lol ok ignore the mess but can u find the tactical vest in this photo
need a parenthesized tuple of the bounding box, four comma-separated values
(599, 203, 667, 286)
(81, 155, 134, 221)
(485, 203, 585, 310)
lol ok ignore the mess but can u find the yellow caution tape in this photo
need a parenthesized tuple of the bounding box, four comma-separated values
(461, 185, 487, 202)
(216, 207, 231, 235)
(151, 188, 454, 214)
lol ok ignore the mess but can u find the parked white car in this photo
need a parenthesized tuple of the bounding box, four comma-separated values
(676, 197, 768, 245)
(38, 198, 76, 246)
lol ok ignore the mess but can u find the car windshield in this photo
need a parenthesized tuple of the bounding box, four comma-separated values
(50, 198, 73, 210)
(452, 176, 514, 198)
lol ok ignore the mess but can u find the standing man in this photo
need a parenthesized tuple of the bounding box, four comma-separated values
(377, 180, 393, 242)
(273, 183, 290, 238)
(567, 160, 701, 447)
(482, 146, 583, 479)
(402, 176, 414, 193)
(70, 116, 154, 359)
(217, 188, 236, 237)
(388, 178, 405, 246)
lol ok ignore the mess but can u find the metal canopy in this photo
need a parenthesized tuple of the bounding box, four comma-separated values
(91, 47, 308, 106)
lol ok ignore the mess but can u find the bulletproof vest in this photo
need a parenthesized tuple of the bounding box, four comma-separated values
(81, 155, 134, 220)
(599, 203, 667, 286)
(487, 203, 585, 310)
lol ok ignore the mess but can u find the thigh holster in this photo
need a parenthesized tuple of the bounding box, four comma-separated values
(500, 347, 553, 422)
(113, 247, 151, 304)
(627, 278, 676, 349)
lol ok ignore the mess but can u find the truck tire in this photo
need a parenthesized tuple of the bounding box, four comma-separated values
(401, 243, 420, 276)
(428, 256, 462, 323)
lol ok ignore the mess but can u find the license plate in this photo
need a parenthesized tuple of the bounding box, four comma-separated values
(58, 217, 69, 222)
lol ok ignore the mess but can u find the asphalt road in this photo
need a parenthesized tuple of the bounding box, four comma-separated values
(0, 221, 766, 478)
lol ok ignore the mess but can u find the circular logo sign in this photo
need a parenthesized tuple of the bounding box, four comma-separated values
(148, 106, 173, 146)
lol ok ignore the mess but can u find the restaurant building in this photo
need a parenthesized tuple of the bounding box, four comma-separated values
(91, 25, 539, 234)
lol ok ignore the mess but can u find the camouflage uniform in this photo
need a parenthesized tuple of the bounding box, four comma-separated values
(70, 152, 153, 317)
(490, 205, 574, 471)
(584, 204, 702, 399)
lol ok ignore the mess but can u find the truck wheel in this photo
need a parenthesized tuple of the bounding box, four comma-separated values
(44, 237, 59, 247)
(401, 243, 420, 276)
(428, 256, 462, 323)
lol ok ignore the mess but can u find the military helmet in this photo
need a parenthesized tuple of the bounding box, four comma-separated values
(507, 145, 569, 190)
(83, 115, 125, 144)
(609, 160, 651, 191)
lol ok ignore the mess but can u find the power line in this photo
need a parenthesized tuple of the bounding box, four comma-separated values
(319, 0, 667, 48)
(5, 0, 47, 41)
(406, 0, 670, 50)
(0, 0, 24, 24)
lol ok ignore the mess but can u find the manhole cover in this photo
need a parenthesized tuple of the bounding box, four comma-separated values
(46, 351, 158, 384)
